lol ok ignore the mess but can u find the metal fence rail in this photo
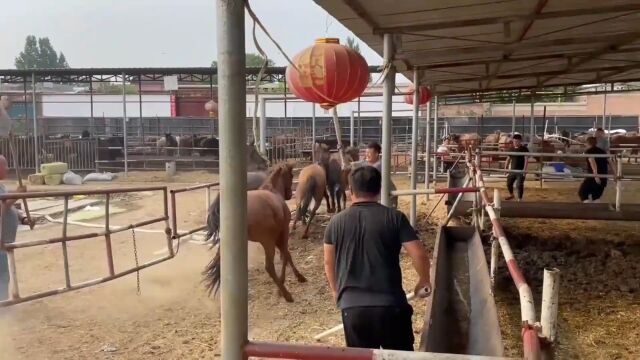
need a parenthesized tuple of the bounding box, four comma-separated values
(0, 186, 173, 307)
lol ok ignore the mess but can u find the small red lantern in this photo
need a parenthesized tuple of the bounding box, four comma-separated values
(286, 38, 369, 109)
(404, 85, 432, 105)
(205, 100, 218, 117)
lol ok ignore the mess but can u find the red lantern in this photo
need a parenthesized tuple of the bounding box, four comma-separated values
(205, 100, 218, 117)
(286, 38, 369, 110)
(405, 85, 432, 105)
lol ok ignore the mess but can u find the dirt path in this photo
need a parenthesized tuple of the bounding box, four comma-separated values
(0, 172, 639, 359)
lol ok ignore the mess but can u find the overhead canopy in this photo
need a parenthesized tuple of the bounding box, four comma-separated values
(314, 0, 640, 96)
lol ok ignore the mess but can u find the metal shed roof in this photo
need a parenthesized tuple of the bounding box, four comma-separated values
(314, 0, 640, 96)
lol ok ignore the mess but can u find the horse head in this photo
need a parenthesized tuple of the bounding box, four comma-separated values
(314, 142, 331, 166)
(261, 162, 294, 200)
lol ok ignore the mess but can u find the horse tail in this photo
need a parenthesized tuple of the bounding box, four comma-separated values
(298, 176, 316, 221)
(206, 193, 221, 246)
(202, 244, 221, 296)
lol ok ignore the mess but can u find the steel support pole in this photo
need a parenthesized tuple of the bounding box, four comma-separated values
(217, 1, 248, 359)
(138, 75, 144, 139)
(511, 99, 516, 133)
(603, 93, 608, 129)
(410, 69, 419, 226)
(433, 96, 438, 185)
(616, 156, 622, 211)
(381, 34, 395, 207)
(259, 97, 267, 155)
(32, 73, 40, 171)
(529, 94, 535, 145)
(122, 73, 128, 176)
(311, 104, 316, 162)
(424, 101, 431, 199)
(350, 111, 355, 147)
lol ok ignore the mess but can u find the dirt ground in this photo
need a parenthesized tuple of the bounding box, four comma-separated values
(0, 170, 638, 359)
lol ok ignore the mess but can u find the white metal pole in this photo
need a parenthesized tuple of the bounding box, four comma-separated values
(424, 100, 431, 199)
(511, 99, 516, 133)
(541, 268, 560, 343)
(433, 96, 438, 185)
(311, 103, 316, 162)
(350, 111, 355, 147)
(490, 188, 501, 291)
(530, 94, 535, 145)
(603, 93, 607, 129)
(259, 97, 267, 155)
(217, 0, 248, 359)
(616, 156, 622, 211)
(32, 73, 40, 171)
(410, 69, 420, 226)
(381, 34, 395, 207)
(122, 73, 128, 176)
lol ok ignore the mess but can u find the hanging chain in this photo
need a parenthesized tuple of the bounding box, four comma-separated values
(131, 228, 141, 296)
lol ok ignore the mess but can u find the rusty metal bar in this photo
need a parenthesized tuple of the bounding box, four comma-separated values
(61, 196, 71, 288)
(170, 191, 178, 239)
(174, 225, 207, 240)
(169, 182, 219, 194)
(104, 194, 115, 276)
(5, 216, 168, 250)
(0, 186, 168, 200)
(0, 254, 172, 308)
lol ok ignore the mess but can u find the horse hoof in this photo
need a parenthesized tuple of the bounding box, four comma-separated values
(284, 293, 294, 302)
(301, 234, 309, 239)
(297, 275, 307, 283)
(327, 208, 335, 214)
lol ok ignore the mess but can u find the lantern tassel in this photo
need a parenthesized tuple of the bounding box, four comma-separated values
(330, 107, 346, 169)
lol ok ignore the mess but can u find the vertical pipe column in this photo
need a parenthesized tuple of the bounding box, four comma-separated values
(433, 96, 438, 185)
(357, 97, 362, 144)
(511, 99, 516, 133)
(616, 155, 622, 211)
(311, 103, 316, 162)
(138, 75, 144, 139)
(122, 73, 129, 176)
(381, 34, 395, 207)
(410, 69, 419, 226)
(217, 1, 248, 358)
(89, 79, 95, 136)
(259, 97, 267, 155)
(32, 73, 40, 171)
(490, 189, 501, 291)
(61, 196, 71, 288)
(350, 111, 355, 147)
(424, 100, 431, 199)
(603, 93, 608, 129)
(541, 268, 560, 343)
(529, 93, 535, 145)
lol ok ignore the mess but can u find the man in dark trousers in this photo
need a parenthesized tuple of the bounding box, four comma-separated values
(504, 134, 529, 201)
(323, 166, 431, 350)
(579, 136, 611, 203)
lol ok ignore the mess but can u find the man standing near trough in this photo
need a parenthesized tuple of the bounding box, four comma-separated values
(323, 166, 431, 350)
(350, 142, 398, 208)
(579, 136, 611, 203)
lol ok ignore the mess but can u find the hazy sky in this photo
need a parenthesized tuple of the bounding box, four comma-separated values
(1, 0, 384, 69)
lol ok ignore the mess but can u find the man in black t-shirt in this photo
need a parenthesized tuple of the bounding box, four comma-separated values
(579, 136, 611, 202)
(323, 166, 431, 351)
(504, 134, 529, 201)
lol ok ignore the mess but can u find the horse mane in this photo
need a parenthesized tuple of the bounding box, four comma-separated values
(259, 162, 292, 192)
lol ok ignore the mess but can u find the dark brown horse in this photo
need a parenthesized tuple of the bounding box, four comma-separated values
(293, 163, 329, 239)
(203, 162, 305, 302)
(315, 144, 359, 213)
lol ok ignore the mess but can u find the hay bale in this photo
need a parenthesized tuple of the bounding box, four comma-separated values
(44, 174, 63, 186)
(40, 162, 69, 175)
(28, 173, 45, 185)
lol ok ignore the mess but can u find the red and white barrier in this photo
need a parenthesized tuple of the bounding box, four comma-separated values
(469, 160, 541, 360)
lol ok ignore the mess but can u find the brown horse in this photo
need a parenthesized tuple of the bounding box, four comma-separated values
(293, 163, 329, 239)
(203, 162, 306, 302)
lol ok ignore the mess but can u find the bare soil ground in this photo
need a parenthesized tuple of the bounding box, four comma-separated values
(0, 170, 638, 359)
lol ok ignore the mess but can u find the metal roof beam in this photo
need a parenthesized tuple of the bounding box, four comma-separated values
(430, 64, 640, 85)
(415, 46, 640, 69)
(373, 4, 640, 34)
(397, 31, 640, 59)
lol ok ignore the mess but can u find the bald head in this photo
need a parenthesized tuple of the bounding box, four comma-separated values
(0, 155, 7, 180)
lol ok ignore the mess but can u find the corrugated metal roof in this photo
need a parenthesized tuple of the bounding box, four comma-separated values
(314, 0, 640, 95)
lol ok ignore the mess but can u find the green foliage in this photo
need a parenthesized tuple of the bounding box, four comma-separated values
(15, 36, 70, 69)
(345, 36, 360, 53)
(246, 53, 274, 67)
(95, 83, 139, 94)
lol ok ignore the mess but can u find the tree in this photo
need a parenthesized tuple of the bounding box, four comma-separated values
(345, 36, 370, 83)
(14, 36, 70, 69)
(246, 53, 274, 67)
